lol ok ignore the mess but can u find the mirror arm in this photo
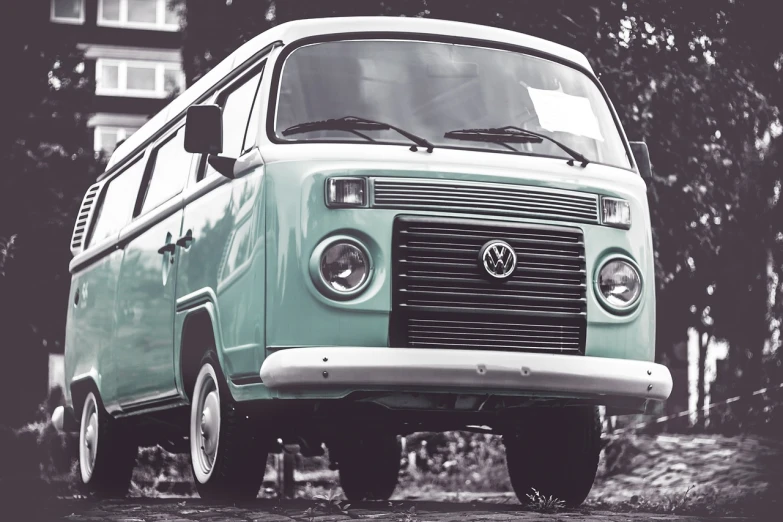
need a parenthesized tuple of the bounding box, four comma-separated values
(207, 154, 237, 179)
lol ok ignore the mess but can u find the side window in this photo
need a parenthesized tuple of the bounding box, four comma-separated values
(139, 126, 191, 214)
(220, 68, 263, 157)
(88, 157, 145, 246)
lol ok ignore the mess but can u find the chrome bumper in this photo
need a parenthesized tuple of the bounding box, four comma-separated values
(260, 347, 673, 402)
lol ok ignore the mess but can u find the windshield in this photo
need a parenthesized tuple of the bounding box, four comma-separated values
(273, 40, 631, 170)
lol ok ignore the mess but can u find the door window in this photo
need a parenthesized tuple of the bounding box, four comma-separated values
(140, 127, 191, 214)
(89, 157, 145, 246)
(198, 68, 263, 180)
(221, 69, 263, 157)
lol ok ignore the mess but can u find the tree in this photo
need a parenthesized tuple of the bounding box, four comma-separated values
(0, 5, 104, 427)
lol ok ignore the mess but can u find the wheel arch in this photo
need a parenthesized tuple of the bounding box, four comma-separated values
(70, 372, 101, 421)
(177, 291, 231, 401)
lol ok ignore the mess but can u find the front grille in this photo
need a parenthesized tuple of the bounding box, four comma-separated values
(405, 314, 584, 354)
(373, 178, 599, 224)
(391, 216, 587, 354)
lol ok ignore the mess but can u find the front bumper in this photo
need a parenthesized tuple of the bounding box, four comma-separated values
(260, 347, 672, 402)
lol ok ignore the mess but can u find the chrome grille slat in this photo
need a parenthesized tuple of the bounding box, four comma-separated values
(392, 216, 587, 355)
(403, 300, 584, 314)
(401, 274, 586, 289)
(402, 287, 585, 302)
(403, 316, 583, 353)
(373, 178, 599, 223)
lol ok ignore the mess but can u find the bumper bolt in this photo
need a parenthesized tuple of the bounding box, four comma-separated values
(647, 370, 652, 375)
(647, 384, 653, 391)
(322, 371, 329, 378)
(323, 357, 328, 362)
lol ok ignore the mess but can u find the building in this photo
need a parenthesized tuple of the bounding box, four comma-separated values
(49, 0, 185, 154)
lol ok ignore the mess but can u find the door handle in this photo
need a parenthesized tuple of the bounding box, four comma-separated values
(176, 229, 194, 249)
(157, 243, 175, 255)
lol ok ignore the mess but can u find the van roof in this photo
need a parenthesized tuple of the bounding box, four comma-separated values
(105, 16, 594, 174)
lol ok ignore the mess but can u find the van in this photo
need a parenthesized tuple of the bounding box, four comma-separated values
(54, 17, 672, 505)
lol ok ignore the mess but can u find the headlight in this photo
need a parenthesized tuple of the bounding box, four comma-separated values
(326, 177, 367, 207)
(596, 258, 642, 312)
(601, 197, 631, 229)
(320, 241, 369, 293)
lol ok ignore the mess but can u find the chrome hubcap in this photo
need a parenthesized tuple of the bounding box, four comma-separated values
(200, 390, 219, 462)
(191, 367, 221, 481)
(80, 395, 99, 482)
(85, 411, 98, 470)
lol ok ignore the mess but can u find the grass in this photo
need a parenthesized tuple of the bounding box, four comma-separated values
(525, 488, 565, 513)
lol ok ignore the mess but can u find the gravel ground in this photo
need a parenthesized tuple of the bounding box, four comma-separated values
(4, 498, 772, 522)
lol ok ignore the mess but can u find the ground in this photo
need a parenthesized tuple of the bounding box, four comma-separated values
(2, 432, 781, 521)
(6, 498, 775, 522)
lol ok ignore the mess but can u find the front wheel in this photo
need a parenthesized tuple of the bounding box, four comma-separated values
(504, 406, 602, 507)
(337, 432, 401, 501)
(189, 352, 267, 501)
(78, 391, 137, 497)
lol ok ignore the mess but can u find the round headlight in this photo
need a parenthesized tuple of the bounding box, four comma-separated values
(597, 259, 642, 311)
(320, 242, 369, 293)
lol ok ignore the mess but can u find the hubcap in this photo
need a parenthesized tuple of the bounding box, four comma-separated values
(200, 391, 219, 460)
(79, 394, 99, 482)
(191, 365, 221, 481)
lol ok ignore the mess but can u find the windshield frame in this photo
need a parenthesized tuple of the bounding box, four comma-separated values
(266, 32, 636, 172)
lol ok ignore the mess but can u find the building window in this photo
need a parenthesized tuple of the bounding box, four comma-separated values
(98, 0, 179, 31)
(51, 0, 85, 24)
(96, 59, 185, 98)
(94, 126, 139, 153)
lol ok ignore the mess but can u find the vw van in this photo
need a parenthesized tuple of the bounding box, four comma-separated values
(54, 17, 672, 505)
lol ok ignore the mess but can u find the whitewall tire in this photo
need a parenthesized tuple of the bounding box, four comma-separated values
(189, 352, 267, 500)
(77, 391, 137, 497)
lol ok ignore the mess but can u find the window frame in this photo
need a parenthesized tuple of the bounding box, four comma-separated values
(50, 0, 85, 24)
(97, 0, 179, 32)
(135, 122, 191, 217)
(266, 34, 636, 172)
(95, 58, 185, 99)
(195, 62, 266, 182)
(86, 151, 147, 248)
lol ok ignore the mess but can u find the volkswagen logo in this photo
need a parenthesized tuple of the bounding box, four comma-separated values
(479, 240, 517, 279)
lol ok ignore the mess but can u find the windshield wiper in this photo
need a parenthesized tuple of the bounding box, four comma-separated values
(444, 125, 590, 167)
(282, 116, 434, 153)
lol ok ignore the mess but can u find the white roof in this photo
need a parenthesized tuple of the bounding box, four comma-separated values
(107, 17, 593, 172)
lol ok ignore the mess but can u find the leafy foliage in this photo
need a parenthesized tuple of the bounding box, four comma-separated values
(0, 6, 105, 426)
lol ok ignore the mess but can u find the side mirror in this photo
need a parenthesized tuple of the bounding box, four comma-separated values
(629, 141, 653, 180)
(184, 104, 223, 155)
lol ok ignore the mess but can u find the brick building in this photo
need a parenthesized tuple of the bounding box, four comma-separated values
(49, 0, 185, 154)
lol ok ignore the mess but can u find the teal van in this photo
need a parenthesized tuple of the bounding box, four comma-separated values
(54, 17, 672, 505)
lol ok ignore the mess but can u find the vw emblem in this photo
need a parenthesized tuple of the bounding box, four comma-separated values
(479, 240, 517, 279)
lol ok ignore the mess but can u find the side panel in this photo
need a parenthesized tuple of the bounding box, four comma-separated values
(113, 210, 185, 405)
(64, 250, 124, 408)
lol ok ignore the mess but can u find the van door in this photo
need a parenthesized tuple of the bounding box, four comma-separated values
(175, 65, 266, 385)
(114, 126, 193, 407)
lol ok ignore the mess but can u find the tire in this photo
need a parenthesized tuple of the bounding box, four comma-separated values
(337, 432, 401, 502)
(504, 406, 602, 507)
(78, 391, 137, 498)
(189, 351, 267, 501)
